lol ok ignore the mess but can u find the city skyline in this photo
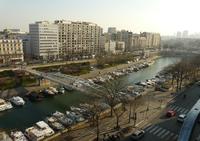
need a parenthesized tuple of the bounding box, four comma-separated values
(1, 0, 200, 35)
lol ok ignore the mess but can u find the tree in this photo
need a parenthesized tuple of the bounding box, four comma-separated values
(88, 101, 104, 141)
(103, 80, 124, 117)
(168, 55, 200, 91)
(103, 80, 127, 129)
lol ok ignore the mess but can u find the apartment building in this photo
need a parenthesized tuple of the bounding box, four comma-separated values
(105, 40, 125, 54)
(29, 21, 59, 60)
(55, 20, 103, 60)
(131, 32, 161, 50)
(0, 39, 24, 64)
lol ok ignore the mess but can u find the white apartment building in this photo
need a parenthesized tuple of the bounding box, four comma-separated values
(116, 41, 125, 53)
(0, 39, 24, 64)
(29, 21, 59, 60)
(105, 40, 116, 54)
(55, 20, 103, 60)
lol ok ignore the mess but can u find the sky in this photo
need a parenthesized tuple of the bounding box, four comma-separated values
(0, 0, 200, 35)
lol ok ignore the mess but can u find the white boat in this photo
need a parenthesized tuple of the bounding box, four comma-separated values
(43, 89, 55, 97)
(58, 87, 65, 94)
(52, 111, 65, 118)
(66, 111, 85, 122)
(48, 87, 58, 94)
(10, 131, 28, 141)
(45, 117, 65, 131)
(0, 98, 13, 112)
(58, 116, 73, 126)
(10, 96, 25, 106)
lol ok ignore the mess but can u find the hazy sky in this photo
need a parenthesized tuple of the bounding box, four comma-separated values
(0, 0, 200, 35)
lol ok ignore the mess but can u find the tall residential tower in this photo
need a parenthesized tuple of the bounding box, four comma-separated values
(55, 20, 103, 59)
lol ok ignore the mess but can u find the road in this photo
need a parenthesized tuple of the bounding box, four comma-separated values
(122, 85, 200, 141)
(0, 59, 95, 72)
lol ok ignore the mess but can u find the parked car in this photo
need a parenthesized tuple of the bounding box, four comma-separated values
(166, 110, 176, 117)
(177, 114, 186, 123)
(131, 129, 145, 140)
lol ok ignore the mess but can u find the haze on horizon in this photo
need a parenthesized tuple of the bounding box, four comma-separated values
(0, 0, 200, 35)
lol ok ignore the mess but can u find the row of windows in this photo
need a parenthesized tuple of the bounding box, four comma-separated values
(0, 44, 22, 47)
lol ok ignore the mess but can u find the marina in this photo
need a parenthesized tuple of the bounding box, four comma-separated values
(0, 57, 180, 132)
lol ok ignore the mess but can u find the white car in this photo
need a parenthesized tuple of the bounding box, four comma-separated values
(131, 129, 145, 140)
(177, 114, 186, 123)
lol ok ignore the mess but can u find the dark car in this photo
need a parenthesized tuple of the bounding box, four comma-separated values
(131, 130, 145, 140)
(166, 110, 176, 117)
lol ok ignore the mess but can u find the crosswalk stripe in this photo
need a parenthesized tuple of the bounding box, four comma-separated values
(160, 130, 170, 139)
(176, 107, 183, 112)
(179, 108, 186, 113)
(149, 126, 159, 133)
(145, 125, 154, 132)
(173, 106, 179, 111)
(165, 132, 174, 141)
(172, 134, 178, 140)
(157, 129, 167, 137)
(169, 105, 175, 109)
(153, 127, 163, 135)
(184, 109, 189, 114)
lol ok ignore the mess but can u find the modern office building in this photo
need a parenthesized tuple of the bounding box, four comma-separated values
(29, 21, 59, 60)
(0, 39, 24, 64)
(55, 20, 103, 60)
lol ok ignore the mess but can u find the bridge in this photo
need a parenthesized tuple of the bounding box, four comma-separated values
(24, 68, 106, 97)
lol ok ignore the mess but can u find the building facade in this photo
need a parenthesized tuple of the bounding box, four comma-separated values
(29, 21, 59, 60)
(0, 39, 24, 64)
(55, 20, 103, 60)
(131, 32, 161, 50)
(104, 40, 125, 54)
(105, 40, 116, 54)
(0, 29, 31, 60)
(108, 27, 117, 34)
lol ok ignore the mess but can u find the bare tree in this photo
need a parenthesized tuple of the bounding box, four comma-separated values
(103, 80, 124, 117)
(103, 80, 128, 129)
(168, 55, 200, 91)
(88, 101, 104, 141)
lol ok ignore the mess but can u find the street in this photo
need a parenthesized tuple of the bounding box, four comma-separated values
(122, 85, 200, 141)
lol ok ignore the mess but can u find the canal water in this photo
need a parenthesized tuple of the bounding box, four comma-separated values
(0, 57, 180, 130)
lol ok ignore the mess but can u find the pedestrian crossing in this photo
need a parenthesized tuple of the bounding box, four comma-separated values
(168, 104, 189, 114)
(145, 125, 178, 141)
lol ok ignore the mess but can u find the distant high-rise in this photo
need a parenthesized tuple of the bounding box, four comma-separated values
(108, 27, 117, 34)
(177, 31, 182, 38)
(29, 21, 59, 60)
(182, 30, 189, 38)
(116, 30, 133, 51)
